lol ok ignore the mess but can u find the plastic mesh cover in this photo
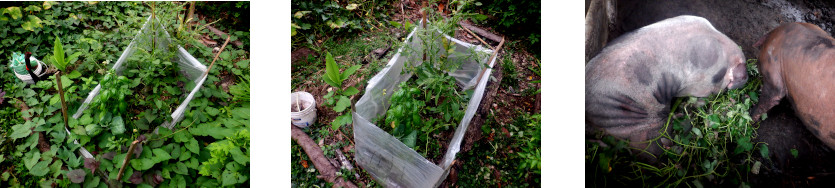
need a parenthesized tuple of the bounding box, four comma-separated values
(67, 15, 208, 159)
(353, 25, 497, 188)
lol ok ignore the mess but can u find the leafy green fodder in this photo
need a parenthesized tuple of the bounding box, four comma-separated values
(586, 59, 766, 187)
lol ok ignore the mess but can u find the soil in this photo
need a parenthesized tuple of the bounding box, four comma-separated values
(602, 0, 835, 186)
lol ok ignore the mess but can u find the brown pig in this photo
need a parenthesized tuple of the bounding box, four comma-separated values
(586, 15, 748, 159)
(751, 22, 835, 149)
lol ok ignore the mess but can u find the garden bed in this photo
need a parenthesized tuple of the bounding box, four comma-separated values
(352, 21, 497, 187)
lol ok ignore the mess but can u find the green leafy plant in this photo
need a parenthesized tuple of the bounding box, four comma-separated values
(50, 37, 82, 72)
(321, 52, 361, 130)
(517, 113, 541, 175)
(0, 2, 251, 187)
(586, 59, 765, 187)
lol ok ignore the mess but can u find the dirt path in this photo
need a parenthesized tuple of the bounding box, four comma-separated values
(602, 0, 835, 186)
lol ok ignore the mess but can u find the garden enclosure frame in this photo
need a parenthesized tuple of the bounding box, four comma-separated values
(352, 22, 498, 188)
(66, 15, 208, 160)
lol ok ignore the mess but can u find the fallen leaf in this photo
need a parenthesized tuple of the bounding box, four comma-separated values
(301, 160, 308, 168)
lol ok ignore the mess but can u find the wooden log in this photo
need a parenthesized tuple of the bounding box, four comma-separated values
(291, 125, 358, 188)
(458, 21, 503, 43)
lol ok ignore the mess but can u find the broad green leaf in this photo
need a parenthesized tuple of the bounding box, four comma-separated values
(325, 52, 342, 85)
(130, 158, 155, 171)
(333, 96, 350, 112)
(144, 110, 157, 122)
(403, 131, 417, 148)
(24, 5, 41, 12)
(29, 160, 50, 176)
(5, 7, 21, 20)
(692, 127, 702, 138)
(389, 20, 401, 28)
(10, 123, 33, 139)
(59, 75, 71, 89)
(172, 162, 188, 175)
(229, 147, 248, 165)
(191, 125, 235, 139)
(220, 51, 231, 60)
(236, 60, 249, 69)
(21, 15, 41, 31)
(85, 124, 101, 136)
(173, 174, 186, 188)
(222, 168, 241, 186)
(760, 144, 770, 159)
(331, 113, 352, 130)
(341, 65, 361, 80)
(83, 176, 100, 188)
(79, 114, 93, 124)
(24, 150, 40, 169)
(231, 107, 250, 119)
(342, 86, 359, 96)
(43, 1, 56, 10)
(179, 149, 192, 162)
(291, 26, 297, 36)
(110, 116, 125, 135)
(186, 138, 199, 153)
(293, 11, 310, 19)
(322, 74, 339, 88)
(67, 52, 82, 67)
(205, 106, 220, 116)
(153, 149, 172, 163)
(53, 37, 66, 71)
(173, 130, 192, 143)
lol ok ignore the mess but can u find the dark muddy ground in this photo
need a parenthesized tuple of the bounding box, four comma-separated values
(604, 0, 835, 186)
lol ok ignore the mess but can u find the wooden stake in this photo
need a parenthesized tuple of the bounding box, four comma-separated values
(458, 21, 503, 43)
(55, 71, 69, 129)
(187, 1, 196, 24)
(474, 37, 505, 85)
(460, 25, 495, 50)
(116, 139, 140, 180)
(204, 36, 232, 78)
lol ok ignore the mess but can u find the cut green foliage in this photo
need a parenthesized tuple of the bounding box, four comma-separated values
(586, 59, 765, 187)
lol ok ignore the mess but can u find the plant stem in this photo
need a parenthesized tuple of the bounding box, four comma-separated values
(56, 71, 69, 129)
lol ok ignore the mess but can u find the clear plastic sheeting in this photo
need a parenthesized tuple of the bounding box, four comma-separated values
(67, 15, 208, 159)
(353, 24, 497, 188)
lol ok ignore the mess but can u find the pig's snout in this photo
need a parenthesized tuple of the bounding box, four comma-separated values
(727, 62, 748, 90)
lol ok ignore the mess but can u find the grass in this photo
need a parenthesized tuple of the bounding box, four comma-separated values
(586, 59, 766, 187)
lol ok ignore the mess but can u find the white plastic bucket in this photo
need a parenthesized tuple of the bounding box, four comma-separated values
(291, 91, 317, 128)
